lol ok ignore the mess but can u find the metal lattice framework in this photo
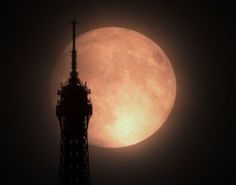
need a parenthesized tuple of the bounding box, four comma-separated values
(56, 21, 92, 185)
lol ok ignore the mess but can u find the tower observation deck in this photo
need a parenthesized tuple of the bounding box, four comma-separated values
(56, 21, 93, 185)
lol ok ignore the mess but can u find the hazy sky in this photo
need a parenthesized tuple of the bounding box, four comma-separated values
(2, 1, 233, 185)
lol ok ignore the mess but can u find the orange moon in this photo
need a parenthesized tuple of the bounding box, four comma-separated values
(52, 27, 176, 148)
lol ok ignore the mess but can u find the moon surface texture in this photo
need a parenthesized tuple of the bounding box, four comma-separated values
(53, 27, 176, 148)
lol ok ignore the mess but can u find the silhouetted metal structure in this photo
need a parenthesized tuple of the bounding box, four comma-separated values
(56, 21, 93, 185)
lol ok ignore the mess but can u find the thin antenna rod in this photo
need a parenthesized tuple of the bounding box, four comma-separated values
(69, 20, 79, 84)
(72, 20, 76, 51)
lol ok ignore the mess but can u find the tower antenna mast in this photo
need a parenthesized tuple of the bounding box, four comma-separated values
(69, 20, 79, 84)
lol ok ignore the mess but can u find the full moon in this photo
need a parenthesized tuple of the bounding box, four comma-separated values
(52, 27, 176, 148)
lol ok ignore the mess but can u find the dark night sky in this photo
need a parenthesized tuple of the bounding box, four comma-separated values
(2, 1, 234, 185)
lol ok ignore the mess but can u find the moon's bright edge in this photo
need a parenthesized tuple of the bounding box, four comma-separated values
(52, 27, 176, 148)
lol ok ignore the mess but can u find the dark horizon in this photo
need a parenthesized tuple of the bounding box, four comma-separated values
(2, 1, 233, 185)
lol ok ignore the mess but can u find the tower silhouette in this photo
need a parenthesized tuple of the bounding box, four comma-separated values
(56, 21, 93, 185)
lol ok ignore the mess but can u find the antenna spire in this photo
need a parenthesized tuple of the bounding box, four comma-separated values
(72, 20, 76, 52)
(69, 20, 79, 84)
